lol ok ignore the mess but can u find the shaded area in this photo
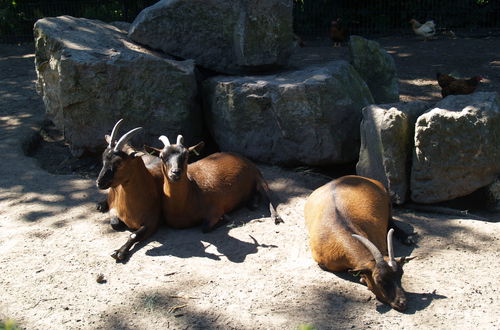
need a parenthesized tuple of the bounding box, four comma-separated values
(100, 286, 248, 330)
(25, 119, 102, 179)
(0, 49, 98, 226)
(145, 222, 279, 264)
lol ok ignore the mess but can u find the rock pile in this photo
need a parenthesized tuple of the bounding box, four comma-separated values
(33, 2, 498, 204)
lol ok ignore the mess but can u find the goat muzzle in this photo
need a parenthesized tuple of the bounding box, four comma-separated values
(168, 169, 182, 182)
(390, 297, 407, 312)
(96, 170, 113, 190)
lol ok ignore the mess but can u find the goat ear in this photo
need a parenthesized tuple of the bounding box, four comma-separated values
(105, 134, 111, 144)
(133, 151, 145, 158)
(122, 145, 137, 156)
(397, 256, 415, 266)
(144, 145, 161, 156)
(188, 141, 205, 156)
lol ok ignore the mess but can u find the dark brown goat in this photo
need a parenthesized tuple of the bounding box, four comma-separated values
(304, 175, 413, 312)
(156, 135, 282, 232)
(96, 119, 164, 261)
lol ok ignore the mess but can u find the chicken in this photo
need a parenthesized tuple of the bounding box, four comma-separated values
(409, 19, 436, 40)
(330, 18, 349, 47)
(436, 72, 483, 98)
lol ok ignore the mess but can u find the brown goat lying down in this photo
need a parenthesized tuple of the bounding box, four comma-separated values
(154, 135, 283, 232)
(304, 175, 414, 312)
(96, 119, 164, 261)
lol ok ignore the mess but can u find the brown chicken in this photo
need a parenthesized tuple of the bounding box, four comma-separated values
(436, 72, 483, 98)
(330, 18, 349, 47)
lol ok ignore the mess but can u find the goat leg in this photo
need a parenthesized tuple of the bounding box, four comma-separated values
(111, 225, 149, 261)
(110, 217, 127, 231)
(256, 179, 284, 225)
(203, 212, 236, 233)
(246, 193, 261, 211)
(269, 203, 284, 225)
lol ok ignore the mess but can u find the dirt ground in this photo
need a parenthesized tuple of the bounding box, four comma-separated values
(0, 34, 499, 330)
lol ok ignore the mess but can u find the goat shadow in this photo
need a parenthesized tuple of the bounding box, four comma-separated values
(129, 206, 279, 263)
(328, 269, 446, 314)
(376, 290, 447, 314)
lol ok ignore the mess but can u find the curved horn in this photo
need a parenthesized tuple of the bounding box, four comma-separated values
(159, 135, 171, 148)
(108, 119, 124, 147)
(114, 127, 143, 152)
(387, 228, 398, 271)
(352, 234, 385, 265)
(176, 135, 184, 146)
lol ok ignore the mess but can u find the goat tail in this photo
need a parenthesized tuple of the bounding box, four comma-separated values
(256, 173, 284, 224)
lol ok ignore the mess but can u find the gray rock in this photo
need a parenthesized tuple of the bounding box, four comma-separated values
(109, 21, 131, 32)
(349, 36, 399, 103)
(203, 60, 374, 165)
(411, 92, 500, 203)
(34, 16, 201, 155)
(488, 178, 500, 211)
(356, 101, 430, 204)
(129, 0, 294, 74)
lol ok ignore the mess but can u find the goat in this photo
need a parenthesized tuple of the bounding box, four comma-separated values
(304, 175, 414, 311)
(154, 135, 283, 232)
(96, 119, 164, 261)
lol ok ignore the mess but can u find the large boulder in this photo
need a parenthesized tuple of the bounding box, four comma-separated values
(203, 60, 374, 165)
(129, 0, 294, 74)
(349, 36, 399, 104)
(357, 101, 430, 204)
(34, 16, 201, 155)
(411, 92, 500, 203)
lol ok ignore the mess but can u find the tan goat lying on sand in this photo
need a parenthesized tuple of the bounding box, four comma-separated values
(304, 175, 414, 312)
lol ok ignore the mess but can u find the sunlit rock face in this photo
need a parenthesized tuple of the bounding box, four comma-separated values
(129, 0, 295, 74)
(411, 92, 500, 203)
(356, 101, 430, 204)
(34, 16, 201, 155)
(203, 60, 374, 165)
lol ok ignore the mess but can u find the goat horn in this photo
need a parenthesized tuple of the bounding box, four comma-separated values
(352, 234, 385, 265)
(176, 135, 184, 146)
(109, 119, 124, 148)
(159, 135, 171, 147)
(114, 127, 143, 152)
(387, 228, 398, 271)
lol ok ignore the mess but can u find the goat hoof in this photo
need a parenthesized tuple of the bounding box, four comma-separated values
(274, 216, 284, 225)
(110, 250, 126, 261)
(96, 200, 109, 213)
(110, 251, 119, 260)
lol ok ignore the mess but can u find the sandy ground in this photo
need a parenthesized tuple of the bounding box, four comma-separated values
(0, 36, 499, 330)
